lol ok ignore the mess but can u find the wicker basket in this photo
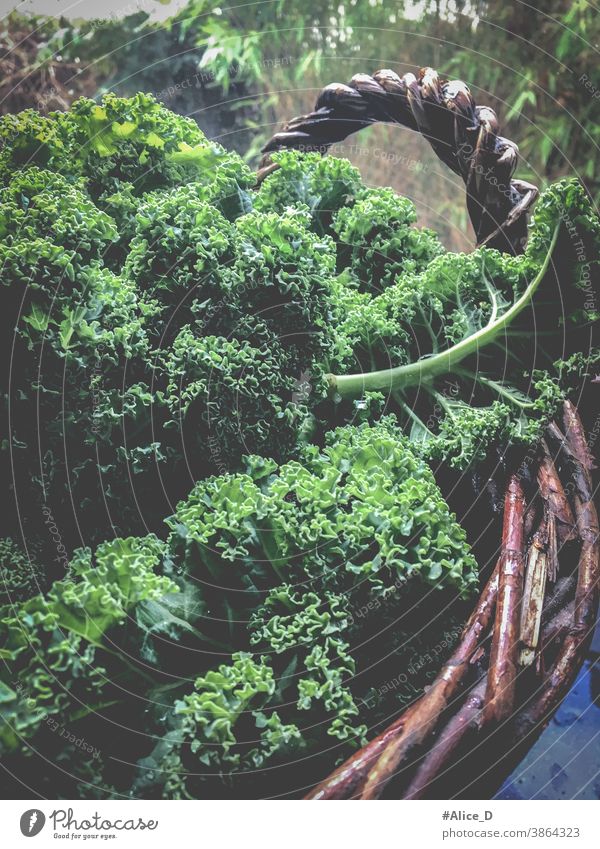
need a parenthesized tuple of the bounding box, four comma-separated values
(259, 67, 600, 800)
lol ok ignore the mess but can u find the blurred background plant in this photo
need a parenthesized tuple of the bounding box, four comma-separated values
(1, 0, 598, 248)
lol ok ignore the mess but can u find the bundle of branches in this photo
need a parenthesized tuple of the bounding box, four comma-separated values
(261, 66, 600, 799)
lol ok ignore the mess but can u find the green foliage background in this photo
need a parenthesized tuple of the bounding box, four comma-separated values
(2, 1, 598, 249)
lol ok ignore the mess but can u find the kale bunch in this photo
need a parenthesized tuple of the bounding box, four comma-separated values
(1, 93, 597, 549)
(1, 97, 339, 552)
(0, 423, 474, 798)
(3, 93, 597, 800)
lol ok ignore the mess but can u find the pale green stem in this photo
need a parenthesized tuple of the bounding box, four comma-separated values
(477, 375, 536, 410)
(328, 225, 559, 399)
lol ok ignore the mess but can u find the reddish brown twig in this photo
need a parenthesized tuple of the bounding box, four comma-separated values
(563, 401, 597, 474)
(519, 442, 577, 665)
(305, 712, 410, 800)
(305, 566, 500, 799)
(403, 557, 580, 799)
(524, 499, 540, 542)
(537, 441, 577, 547)
(539, 574, 578, 622)
(403, 676, 487, 800)
(539, 600, 576, 652)
(515, 403, 599, 735)
(352, 568, 500, 799)
(483, 474, 526, 723)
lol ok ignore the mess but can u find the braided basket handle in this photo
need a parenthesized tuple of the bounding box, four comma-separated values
(259, 67, 539, 254)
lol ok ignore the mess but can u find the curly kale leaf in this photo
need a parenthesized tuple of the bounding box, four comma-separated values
(62, 93, 252, 199)
(0, 167, 117, 253)
(3, 97, 338, 551)
(0, 536, 173, 755)
(135, 591, 366, 798)
(227, 207, 336, 369)
(249, 587, 365, 742)
(1, 422, 473, 796)
(165, 419, 477, 640)
(163, 330, 308, 469)
(332, 187, 445, 293)
(125, 188, 234, 310)
(133, 653, 303, 798)
(254, 149, 363, 233)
